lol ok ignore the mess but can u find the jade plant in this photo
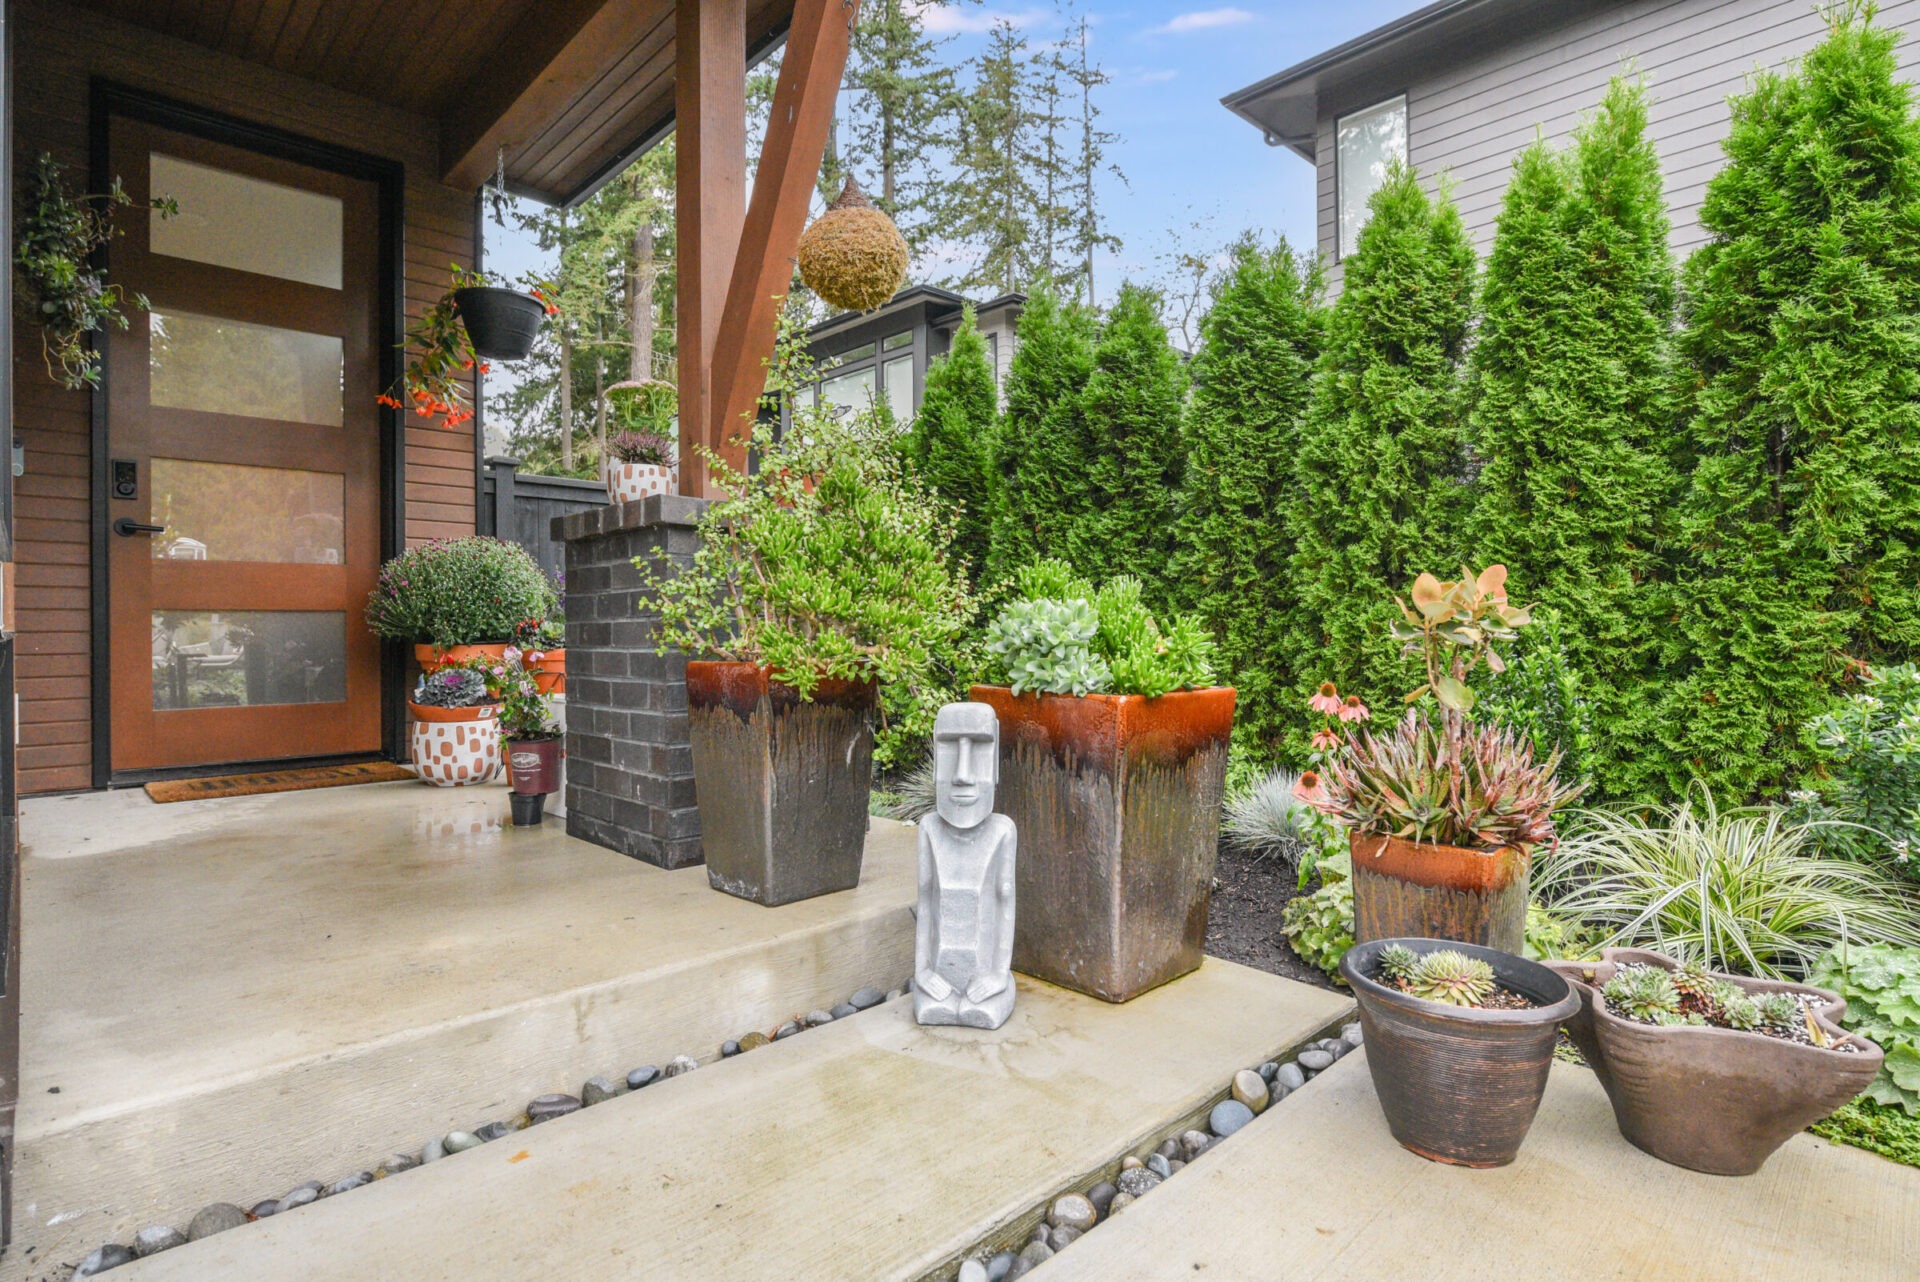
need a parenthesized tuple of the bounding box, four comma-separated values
(983, 559, 1216, 698)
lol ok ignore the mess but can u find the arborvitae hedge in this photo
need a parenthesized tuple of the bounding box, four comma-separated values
(904, 306, 997, 580)
(1658, 6, 1920, 799)
(1468, 78, 1676, 800)
(987, 287, 1098, 583)
(1174, 237, 1324, 758)
(1069, 284, 1191, 599)
(1284, 164, 1476, 730)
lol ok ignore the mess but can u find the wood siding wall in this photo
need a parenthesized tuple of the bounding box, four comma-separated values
(1313, 0, 1920, 291)
(12, 0, 478, 793)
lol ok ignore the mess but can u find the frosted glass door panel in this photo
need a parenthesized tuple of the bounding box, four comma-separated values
(152, 611, 347, 710)
(149, 459, 345, 564)
(149, 310, 343, 425)
(150, 153, 344, 288)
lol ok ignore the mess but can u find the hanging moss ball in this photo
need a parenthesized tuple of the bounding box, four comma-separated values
(797, 177, 910, 312)
(606, 378, 678, 434)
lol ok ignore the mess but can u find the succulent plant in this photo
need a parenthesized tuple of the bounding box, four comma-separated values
(1602, 965, 1681, 1021)
(1651, 1009, 1708, 1027)
(1707, 979, 1746, 1012)
(1758, 992, 1801, 1029)
(1405, 950, 1497, 1007)
(1722, 994, 1762, 1030)
(1376, 943, 1421, 985)
(1671, 960, 1718, 1000)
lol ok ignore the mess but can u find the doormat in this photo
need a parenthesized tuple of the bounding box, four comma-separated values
(143, 761, 415, 803)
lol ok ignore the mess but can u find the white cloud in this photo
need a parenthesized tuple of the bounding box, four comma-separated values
(1147, 7, 1258, 36)
(911, 2, 1049, 33)
(1128, 68, 1180, 85)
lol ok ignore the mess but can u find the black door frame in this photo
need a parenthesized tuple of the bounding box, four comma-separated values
(86, 82, 407, 787)
(0, 0, 21, 1248)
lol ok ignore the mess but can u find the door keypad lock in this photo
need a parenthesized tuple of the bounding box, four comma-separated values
(111, 458, 138, 502)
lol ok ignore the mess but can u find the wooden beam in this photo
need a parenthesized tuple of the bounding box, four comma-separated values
(707, 0, 859, 475)
(674, 0, 747, 497)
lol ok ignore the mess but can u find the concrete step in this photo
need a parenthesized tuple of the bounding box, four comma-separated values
(1037, 1052, 1920, 1282)
(11, 787, 919, 1278)
(105, 960, 1352, 1281)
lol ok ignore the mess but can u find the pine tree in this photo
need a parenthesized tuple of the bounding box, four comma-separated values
(1174, 237, 1324, 759)
(987, 286, 1098, 579)
(1285, 163, 1476, 725)
(1069, 284, 1190, 598)
(841, 0, 962, 252)
(1467, 78, 1676, 799)
(1061, 6, 1122, 303)
(940, 21, 1045, 294)
(905, 307, 998, 580)
(1658, 5, 1920, 800)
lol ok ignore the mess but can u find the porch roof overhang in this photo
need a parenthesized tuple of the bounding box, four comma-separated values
(74, 0, 796, 204)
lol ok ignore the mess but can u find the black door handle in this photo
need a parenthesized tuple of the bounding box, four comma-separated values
(113, 518, 166, 536)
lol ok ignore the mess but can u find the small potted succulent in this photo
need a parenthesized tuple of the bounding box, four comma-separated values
(1342, 937, 1580, 1167)
(514, 613, 566, 696)
(408, 661, 503, 787)
(604, 428, 677, 504)
(497, 664, 563, 825)
(639, 399, 974, 906)
(365, 536, 557, 672)
(1298, 567, 1584, 953)
(1545, 950, 1884, 1175)
(971, 560, 1229, 1002)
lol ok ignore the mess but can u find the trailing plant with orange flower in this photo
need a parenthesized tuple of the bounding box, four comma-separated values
(379, 264, 556, 428)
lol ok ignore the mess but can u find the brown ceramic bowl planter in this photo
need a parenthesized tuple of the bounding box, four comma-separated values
(1545, 948, 1884, 1175)
(1341, 937, 1579, 1167)
(687, 661, 877, 906)
(1350, 832, 1528, 953)
(968, 685, 1234, 1003)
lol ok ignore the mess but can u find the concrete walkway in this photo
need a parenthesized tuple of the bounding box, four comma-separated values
(109, 961, 1352, 1281)
(13, 784, 919, 1276)
(1039, 1052, 1920, 1282)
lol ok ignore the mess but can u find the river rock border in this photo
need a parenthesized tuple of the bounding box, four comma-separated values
(64, 981, 908, 1280)
(943, 1019, 1365, 1282)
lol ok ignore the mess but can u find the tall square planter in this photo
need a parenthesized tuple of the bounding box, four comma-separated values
(686, 661, 876, 906)
(969, 685, 1235, 1002)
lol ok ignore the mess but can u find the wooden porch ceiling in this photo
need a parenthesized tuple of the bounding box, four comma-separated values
(72, 0, 795, 203)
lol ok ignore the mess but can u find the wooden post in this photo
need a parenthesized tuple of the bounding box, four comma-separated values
(708, 0, 860, 460)
(674, 0, 746, 497)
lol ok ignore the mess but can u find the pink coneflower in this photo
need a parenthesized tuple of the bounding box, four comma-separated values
(1339, 694, 1372, 723)
(1308, 682, 1342, 715)
(1293, 770, 1331, 808)
(1310, 728, 1340, 751)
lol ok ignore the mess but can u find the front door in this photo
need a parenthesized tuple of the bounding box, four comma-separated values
(105, 117, 383, 775)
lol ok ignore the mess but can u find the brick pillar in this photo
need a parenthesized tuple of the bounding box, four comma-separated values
(553, 494, 710, 868)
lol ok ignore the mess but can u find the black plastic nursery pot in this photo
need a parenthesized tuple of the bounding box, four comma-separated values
(1341, 937, 1579, 1168)
(509, 792, 547, 826)
(454, 286, 546, 360)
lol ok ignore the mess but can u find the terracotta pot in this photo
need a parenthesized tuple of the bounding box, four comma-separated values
(453, 285, 546, 360)
(1350, 831, 1528, 954)
(686, 661, 876, 906)
(505, 735, 563, 795)
(969, 685, 1234, 1003)
(526, 648, 566, 695)
(1342, 937, 1579, 1168)
(414, 642, 510, 672)
(605, 461, 673, 504)
(408, 701, 502, 787)
(1545, 948, 1884, 1175)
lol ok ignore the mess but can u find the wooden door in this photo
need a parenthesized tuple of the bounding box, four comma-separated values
(105, 118, 383, 774)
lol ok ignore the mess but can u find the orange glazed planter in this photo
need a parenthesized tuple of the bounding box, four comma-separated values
(526, 648, 566, 695)
(1349, 832, 1529, 954)
(414, 642, 510, 672)
(969, 685, 1235, 1003)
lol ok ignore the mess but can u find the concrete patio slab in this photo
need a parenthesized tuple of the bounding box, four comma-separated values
(107, 960, 1352, 1281)
(11, 783, 918, 1277)
(1038, 1052, 1920, 1282)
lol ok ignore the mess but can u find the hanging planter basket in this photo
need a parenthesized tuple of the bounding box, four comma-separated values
(454, 286, 547, 360)
(796, 177, 909, 312)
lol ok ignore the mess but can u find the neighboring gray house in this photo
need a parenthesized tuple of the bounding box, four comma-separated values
(1223, 0, 1920, 290)
(797, 285, 1024, 424)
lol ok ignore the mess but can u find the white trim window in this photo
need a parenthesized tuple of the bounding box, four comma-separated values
(1335, 95, 1407, 261)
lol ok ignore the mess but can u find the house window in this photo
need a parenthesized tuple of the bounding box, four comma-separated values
(1336, 95, 1407, 260)
(883, 330, 912, 352)
(819, 365, 876, 417)
(883, 356, 913, 421)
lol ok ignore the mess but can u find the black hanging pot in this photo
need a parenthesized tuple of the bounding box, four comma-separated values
(454, 286, 546, 361)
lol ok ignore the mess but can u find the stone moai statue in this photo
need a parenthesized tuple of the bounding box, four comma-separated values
(913, 702, 1017, 1029)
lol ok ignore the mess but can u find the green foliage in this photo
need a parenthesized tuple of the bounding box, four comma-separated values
(1811, 945, 1920, 1115)
(1281, 863, 1355, 980)
(1404, 949, 1497, 1007)
(1522, 903, 1594, 963)
(1536, 793, 1920, 978)
(495, 664, 560, 740)
(1376, 943, 1420, 984)
(1467, 78, 1676, 801)
(366, 538, 556, 646)
(1602, 965, 1682, 1021)
(1480, 607, 1598, 794)
(988, 288, 1099, 580)
(1811, 1097, 1920, 1167)
(983, 597, 1108, 696)
(1173, 237, 1324, 758)
(982, 560, 1215, 698)
(904, 307, 997, 580)
(606, 380, 677, 435)
(1797, 663, 1920, 880)
(1658, 7, 1920, 801)
(1285, 163, 1476, 744)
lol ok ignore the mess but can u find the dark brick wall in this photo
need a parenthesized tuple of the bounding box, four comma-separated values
(555, 495, 710, 869)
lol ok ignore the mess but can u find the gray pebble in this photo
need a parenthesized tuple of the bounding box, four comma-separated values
(1258, 1060, 1279, 1082)
(721, 1040, 741, 1057)
(375, 1152, 417, 1179)
(831, 1002, 858, 1019)
(1086, 1180, 1117, 1216)
(1147, 1152, 1172, 1178)
(328, 1172, 372, 1196)
(1179, 1129, 1212, 1160)
(774, 1021, 801, 1040)
(887, 987, 907, 1001)
(627, 1066, 660, 1090)
(249, 1200, 279, 1219)
(988, 1249, 1019, 1281)
(805, 1009, 835, 1027)
(1049, 1192, 1096, 1232)
(72, 1243, 135, 1277)
(1116, 1166, 1162, 1197)
(958, 1261, 990, 1282)
(474, 1120, 515, 1142)
(1108, 1191, 1137, 1216)
(1276, 1062, 1307, 1091)
(1343, 1022, 1364, 1046)
(583, 1075, 623, 1106)
(1269, 1082, 1291, 1105)
(276, 1186, 318, 1213)
(1051, 1225, 1082, 1250)
(187, 1203, 248, 1241)
(664, 1054, 701, 1076)
(1168, 1158, 1187, 1174)
(528, 1094, 581, 1124)
(1210, 1098, 1256, 1138)
(850, 986, 887, 1009)
(1004, 1256, 1034, 1281)
(1299, 1048, 1335, 1073)
(1328, 1039, 1352, 1059)
(1029, 1224, 1050, 1245)
(443, 1130, 482, 1153)
(132, 1225, 186, 1257)
(1233, 1068, 1270, 1114)
(1020, 1240, 1055, 1267)
(1157, 1137, 1181, 1160)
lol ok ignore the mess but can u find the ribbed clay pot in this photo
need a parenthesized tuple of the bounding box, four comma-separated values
(969, 685, 1234, 1003)
(1545, 948, 1884, 1176)
(686, 661, 876, 906)
(1342, 937, 1578, 1167)
(1350, 832, 1528, 954)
